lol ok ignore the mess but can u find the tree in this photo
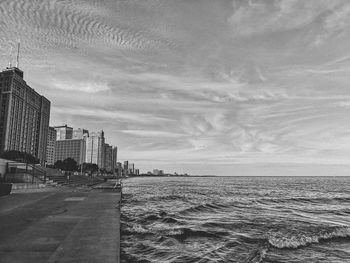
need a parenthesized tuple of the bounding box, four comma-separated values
(54, 160, 65, 170)
(82, 163, 99, 173)
(64, 158, 78, 172)
(54, 158, 78, 171)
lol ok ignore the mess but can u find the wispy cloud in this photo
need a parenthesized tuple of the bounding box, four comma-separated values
(1, 0, 350, 174)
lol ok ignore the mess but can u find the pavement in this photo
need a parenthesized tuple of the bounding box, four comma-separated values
(0, 182, 121, 263)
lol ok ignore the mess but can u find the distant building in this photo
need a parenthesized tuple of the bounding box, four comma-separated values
(153, 169, 164, 175)
(116, 162, 122, 177)
(112, 146, 118, 173)
(123, 161, 128, 171)
(128, 163, 135, 174)
(85, 130, 105, 168)
(55, 139, 86, 165)
(0, 67, 50, 165)
(104, 143, 113, 172)
(46, 127, 56, 165)
(73, 128, 89, 140)
(54, 125, 73, 140)
(135, 169, 140, 175)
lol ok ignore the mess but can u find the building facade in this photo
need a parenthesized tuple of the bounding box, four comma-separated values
(73, 128, 89, 140)
(54, 125, 73, 140)
(128, 163, 135, 175)
(112, 146, 118, 173)
(0, 67, 50, 165)
(123, 161, 128, 172)
(116, 162, 122, 177)
(104, 143, 113, 172)
(55, 139, 86, 165)
(85, 130, 105, 168)
(46, 127, 56, 165)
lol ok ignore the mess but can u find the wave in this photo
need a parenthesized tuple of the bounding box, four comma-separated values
(162, 217, 180, 224)
(122, 223, 151, 236)
(245, 247, 268, 263)
(258, 196, 350, 205)
(168, 227, 229, 241)
(147, 194, 189, 202)
(179, 202, 229, 215)
(144, 214, 162, 221)
(122, 222, 229, 241)
(268, 226, 350, 249)
(142, 214, 181, 224)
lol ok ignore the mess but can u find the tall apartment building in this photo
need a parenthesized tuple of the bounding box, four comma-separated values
(54, 125, 73, 140)
(104, 143, 113, 172)
(46, 127, 56, 165)
(0, 67, 50, 165)
(55, 139, 86, 165)
(85, 130, 105, 168)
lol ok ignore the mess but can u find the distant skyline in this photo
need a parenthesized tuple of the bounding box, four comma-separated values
(1, 0, 350, 175)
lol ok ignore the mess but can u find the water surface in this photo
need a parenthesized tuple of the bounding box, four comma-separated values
(121, 176, 350, 263)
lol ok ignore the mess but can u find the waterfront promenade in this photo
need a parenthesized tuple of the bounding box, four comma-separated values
(0, 183, 121, 263)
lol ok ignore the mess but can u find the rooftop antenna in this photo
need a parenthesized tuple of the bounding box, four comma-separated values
(8, 45, 13, 68)
(16, 41, 20, 68)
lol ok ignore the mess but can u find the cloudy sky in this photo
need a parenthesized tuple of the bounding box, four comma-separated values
(1, 0, 350, 175)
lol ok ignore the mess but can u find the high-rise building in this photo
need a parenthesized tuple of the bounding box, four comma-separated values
(112, 146, 118, 173)
(73, 128, 89, 140)
(104, 143, 113, 172)
(0, 67, 50, 165)
(54, 125, 73, 140)
(46, 127, 56, 165)
(128, 163, 135, 174)
(116, 162, 122, 177)
(85, 130, 105, 168)
(123, 161, 128, 171)
(135, 169, 140, 175)
(55, 139, 86, 165)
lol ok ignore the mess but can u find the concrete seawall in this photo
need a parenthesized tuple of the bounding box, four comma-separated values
(0, 182, 121, 263)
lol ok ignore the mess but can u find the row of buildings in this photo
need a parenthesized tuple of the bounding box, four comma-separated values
(117, 160, 140, 176)
(0, 65, 141, 175)
(46, 125, 118, 173)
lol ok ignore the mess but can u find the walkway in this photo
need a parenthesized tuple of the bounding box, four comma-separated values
(0, 182, 121, 263)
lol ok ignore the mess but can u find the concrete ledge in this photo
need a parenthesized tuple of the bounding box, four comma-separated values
(5, 173, 42, 183)
(11, 183, 47, 190)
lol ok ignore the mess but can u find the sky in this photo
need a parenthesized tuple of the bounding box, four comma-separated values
(1, 0, 350, 175)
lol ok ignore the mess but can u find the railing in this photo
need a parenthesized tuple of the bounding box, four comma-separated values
(6, 162, 47, 183)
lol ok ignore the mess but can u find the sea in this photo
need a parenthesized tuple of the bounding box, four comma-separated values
(121, 176, 350, 263)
